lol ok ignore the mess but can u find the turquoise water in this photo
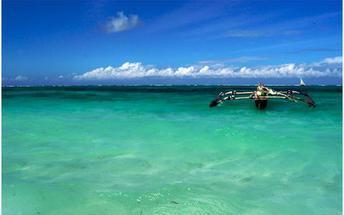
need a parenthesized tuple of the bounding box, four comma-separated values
(3, 86, 342, 215)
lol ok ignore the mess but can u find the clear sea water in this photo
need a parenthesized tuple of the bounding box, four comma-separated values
(3, 86, 342, 215)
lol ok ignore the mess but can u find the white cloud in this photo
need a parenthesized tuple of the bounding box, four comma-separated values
(74, 56, 342, 80)
(15, 75, 28, 81)
(322, 56, 342, 64)
(106, 11, 140, 33)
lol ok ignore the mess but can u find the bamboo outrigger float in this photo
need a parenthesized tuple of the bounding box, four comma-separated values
(209, 83, 316, 110)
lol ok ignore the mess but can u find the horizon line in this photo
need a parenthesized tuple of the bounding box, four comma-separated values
(2, 84, 342, 88)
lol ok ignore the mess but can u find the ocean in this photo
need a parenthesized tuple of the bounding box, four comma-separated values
(3, 86, 342, 215)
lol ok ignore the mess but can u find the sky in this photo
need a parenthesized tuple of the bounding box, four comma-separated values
(3, 0, 342, 86)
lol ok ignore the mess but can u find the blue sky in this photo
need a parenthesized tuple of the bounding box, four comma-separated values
(3, 0, 342, 85)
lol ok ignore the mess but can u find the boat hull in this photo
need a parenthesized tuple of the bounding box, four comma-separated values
(255, 99, 268, 109)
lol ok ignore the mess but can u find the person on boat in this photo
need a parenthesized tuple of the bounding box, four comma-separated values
(254, 83, 269, 99)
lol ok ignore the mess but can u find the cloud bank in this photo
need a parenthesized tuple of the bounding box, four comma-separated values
(14, 75, 28, 81)
(106, 12, 140, 33)
(322, 56, 342, 64)
(74, 56, 342, 80)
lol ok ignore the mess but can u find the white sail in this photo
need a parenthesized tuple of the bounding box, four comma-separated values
(300, 78, 306, 86)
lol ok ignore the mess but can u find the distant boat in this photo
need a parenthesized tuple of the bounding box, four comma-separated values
(300, 78, 306, 86)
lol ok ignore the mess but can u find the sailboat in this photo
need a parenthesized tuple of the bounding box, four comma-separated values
(300, 78, 306, 86)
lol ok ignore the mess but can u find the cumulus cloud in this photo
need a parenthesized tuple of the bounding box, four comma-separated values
(106, 11, 140, 33)
(74, 56, 342, 80)
(15, 75, 28, 81)
(322, 56, 342, 64)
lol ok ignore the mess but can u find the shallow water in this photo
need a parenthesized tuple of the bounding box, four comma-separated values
(3, 86, 342, 215)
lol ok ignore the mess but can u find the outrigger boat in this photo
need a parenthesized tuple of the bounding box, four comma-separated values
(209, 83, 316, 110)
